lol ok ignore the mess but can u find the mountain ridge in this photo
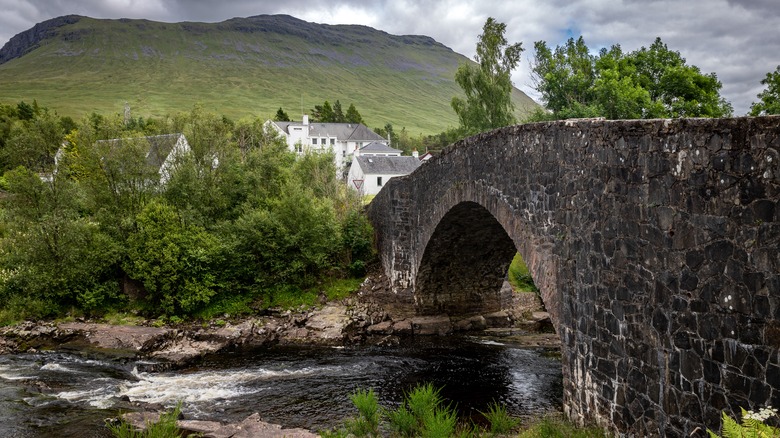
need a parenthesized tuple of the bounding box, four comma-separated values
(0, 14, 538, 134)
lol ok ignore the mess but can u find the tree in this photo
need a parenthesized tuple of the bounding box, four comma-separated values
(3, 110, 64, 174)
(532, 37, 599, 119)
(274, 107, 290, 121)
(630, 38, 731, 118)
(70, 119, 160, 239)
(531, 36, 732, 120)
(0, 165, 121, 317)
(312, 100, 336, 122)
(593, 45, 654, 119)
(16, 101, 35, 121)
(345, 103, 365, 125)
(125, 200, 220, 315)
(750, 65, 780, 116)
(333, 100, 346, 122)
(451, 17, 523, 135)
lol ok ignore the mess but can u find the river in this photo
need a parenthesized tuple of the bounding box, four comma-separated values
(0, 335, 563, 437)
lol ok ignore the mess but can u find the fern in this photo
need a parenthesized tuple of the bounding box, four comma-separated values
(708, 407, 780, 438)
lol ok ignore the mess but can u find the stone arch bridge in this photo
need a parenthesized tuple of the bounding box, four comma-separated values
(366, 117, 780, 436)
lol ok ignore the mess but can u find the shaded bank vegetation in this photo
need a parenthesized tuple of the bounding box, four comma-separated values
(322, 383, 607, 438)
(0, 102, 375, 324)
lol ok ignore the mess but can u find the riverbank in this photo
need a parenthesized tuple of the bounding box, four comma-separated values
(0, 288, 559, 437)
(0, 292, 556, 366)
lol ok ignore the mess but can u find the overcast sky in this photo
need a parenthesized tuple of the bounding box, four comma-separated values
(1, 0, 778, 115)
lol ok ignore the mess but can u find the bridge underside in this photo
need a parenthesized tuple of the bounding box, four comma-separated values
(415, 201, 517, 316)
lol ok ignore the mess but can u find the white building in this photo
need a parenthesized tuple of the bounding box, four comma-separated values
(267, 115, 388, 171)
(347, 154, 421, 196)
(94, 133, 191, 185)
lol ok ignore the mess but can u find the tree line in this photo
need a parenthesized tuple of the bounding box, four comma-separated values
(0, 103, 375, 323)
(449, 18, 780, 139)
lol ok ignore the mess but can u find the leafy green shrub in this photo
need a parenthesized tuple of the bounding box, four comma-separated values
(340, 210, 376, 273)
(0, 167, 124, 314)
(125, 200, 221, 316)
(0, 295, 59, 325)
(222, 182, 341, 291)
(708, 406, 780, 438)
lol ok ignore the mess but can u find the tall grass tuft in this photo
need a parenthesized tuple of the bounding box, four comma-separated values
(106, 403, 184, 438)
(346, 388, 380, 437)
(518, 415, 608, 438)
(421, 406, 458, 438)
(481, 401, 521, 435)
(385, 403, 417, 437)
(405, 382, 444, 419)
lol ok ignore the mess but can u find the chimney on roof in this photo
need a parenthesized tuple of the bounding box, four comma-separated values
(412, 149, 419, 159)
(302, 114, 309, 125)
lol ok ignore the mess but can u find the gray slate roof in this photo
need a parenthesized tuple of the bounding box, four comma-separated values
(359, 142, 401, 154)
(97, 133, 184, 170)
(274, 121, 385, 141)
(355, 156, 421, 175)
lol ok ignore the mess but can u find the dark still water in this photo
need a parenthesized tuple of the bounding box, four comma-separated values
(0, 336, 563, 437)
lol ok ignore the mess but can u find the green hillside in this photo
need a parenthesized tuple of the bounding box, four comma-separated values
(0, 14, 538, 134)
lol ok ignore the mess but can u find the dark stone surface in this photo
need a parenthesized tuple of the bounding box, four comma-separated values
(367, 116, 780, 437)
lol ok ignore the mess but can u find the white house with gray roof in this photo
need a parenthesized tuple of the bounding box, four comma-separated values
(356, 142, 402, 157)
(267, 115, 388, 171)
(347, 155, 421, 196)
(96, 133, 190, 185)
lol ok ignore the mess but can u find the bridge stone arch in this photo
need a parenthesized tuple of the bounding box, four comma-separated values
(366, 117, 780, 436)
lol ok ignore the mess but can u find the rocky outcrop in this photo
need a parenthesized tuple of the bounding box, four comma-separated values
(122, 411, 319, 438)
(0, 15, 82, 64)
(0, 283, 553, 364)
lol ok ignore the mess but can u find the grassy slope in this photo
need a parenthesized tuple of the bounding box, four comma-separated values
(0, 15, 538, 135)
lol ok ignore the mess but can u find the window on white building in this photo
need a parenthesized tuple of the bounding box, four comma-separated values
(377, 176, 383, 186)
(312, 138, 318, 145)
(330, 138, 335, 145)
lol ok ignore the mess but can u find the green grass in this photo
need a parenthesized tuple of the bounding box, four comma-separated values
(107, 402, 188, 438)
(102, 312, 146, 326)
(517, 415, 608, 438)
(508, 252, 539, 293)
(0, 15, 538, 136)
(321, 277, 364, 301)
(194, 277, 363, 319)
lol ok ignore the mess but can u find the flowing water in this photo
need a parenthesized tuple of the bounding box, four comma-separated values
(0, 335, 563, 437)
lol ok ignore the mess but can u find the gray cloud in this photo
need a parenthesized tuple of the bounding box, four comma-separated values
(0, 0, 777, 114)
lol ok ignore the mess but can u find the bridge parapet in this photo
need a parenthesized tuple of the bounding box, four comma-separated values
(367, 116, 780, 436)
